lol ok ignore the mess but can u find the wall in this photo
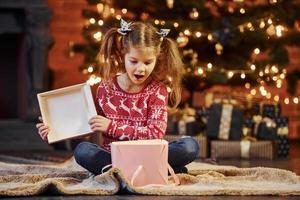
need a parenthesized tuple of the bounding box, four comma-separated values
(47, 0, 91, 89)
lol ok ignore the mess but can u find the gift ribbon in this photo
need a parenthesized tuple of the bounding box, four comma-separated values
(218, 104, 233, 140)
(263, 117, 276, 128)
(277, 126, 289, 136)
(252, 115, 262, 136)
(131, 163, 180, 187)
(252, 116, 276, 136)
(240, 136, 256, 159)
(240, 140, 251, 159)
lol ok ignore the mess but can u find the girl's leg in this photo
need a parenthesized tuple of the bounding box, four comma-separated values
(168, 136, 199, 173)
(74, 141, 111, 175)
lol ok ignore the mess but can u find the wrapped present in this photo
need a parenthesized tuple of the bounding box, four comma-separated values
(211, 139, 275, 160)
(164, 134, 208, 158)
(275, 116, 289, 158)
(206, 103, 243, 140)
(253, 115, 289, 158)
(166, 104, 205, 136)
(277, 135, 289, 158)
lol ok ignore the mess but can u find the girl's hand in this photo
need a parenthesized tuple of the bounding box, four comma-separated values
(36, 116, 49, 142)
(88, 115, 111, 133)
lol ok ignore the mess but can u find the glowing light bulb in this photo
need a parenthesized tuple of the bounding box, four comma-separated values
(259, 86, 265, 91)
(275, 25, 285, 37)
(284, 98, 289, 104)
(207, 34, 213, 41)
(228, 71, 234, 78)
(98, 20, 104, 26)
(259, 21, 265, 29)
(87, 75, 101, 86)
(87, 66, 94, 73)
(268, 18, 273, 24)
(271, 65, 279, 73)
(293, 97, 299, 104)
(207, 63, 213, 69)
(198, 67, 204, 75)
(250, 89, 256, 95)
(261, 90, 267, 96)
(184, 29, 191, 36)
(247, 23, 253, 31)
(89, 18, 96, 24)
(116, 15, 121, 20)
(241, 73, 246, 79)
(254, 48, 260, 55)
(265, 67, 270, 74)
(245, 83, 251, 89)
(195, 32, 202, 37)
(93, 32, 102, 41)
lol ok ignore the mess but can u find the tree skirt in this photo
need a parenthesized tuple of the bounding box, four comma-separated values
(0, 157, 299, 196)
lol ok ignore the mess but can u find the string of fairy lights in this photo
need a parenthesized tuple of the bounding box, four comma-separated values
(78, 0, 300, 105)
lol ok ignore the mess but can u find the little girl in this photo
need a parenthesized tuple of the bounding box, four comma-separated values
(36, 19, 199, 175)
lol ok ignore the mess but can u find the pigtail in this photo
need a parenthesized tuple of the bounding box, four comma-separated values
(98, 28, 123, 80)
(157, 37, 184, 108)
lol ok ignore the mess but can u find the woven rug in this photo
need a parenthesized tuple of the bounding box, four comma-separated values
(0, 156, 300, 196)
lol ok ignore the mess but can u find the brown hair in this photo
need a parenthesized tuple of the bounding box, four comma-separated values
(98, 21, 184, 108)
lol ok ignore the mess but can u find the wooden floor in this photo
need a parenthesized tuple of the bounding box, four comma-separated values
(1, 140, 300, 200)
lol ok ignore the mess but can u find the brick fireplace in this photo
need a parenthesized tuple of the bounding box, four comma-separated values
(0, 0, 53, 121)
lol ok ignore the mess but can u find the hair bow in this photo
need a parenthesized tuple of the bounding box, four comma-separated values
(117, 19, 132, 36)
(156, 29, 170, 37)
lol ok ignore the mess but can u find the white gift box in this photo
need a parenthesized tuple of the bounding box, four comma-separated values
(37, 83, 97, 143)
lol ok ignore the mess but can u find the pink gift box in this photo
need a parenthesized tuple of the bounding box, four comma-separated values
(111, 139, 179, 187)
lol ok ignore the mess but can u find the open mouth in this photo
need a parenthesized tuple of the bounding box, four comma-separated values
(134, 74, 145, 80)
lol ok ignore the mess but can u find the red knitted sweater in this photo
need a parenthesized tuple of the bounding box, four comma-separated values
(95, 77, 168, 151)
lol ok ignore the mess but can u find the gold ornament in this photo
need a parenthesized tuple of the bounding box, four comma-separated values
(189, 8, 199, 20)
(166, 0, 174, 9)
(215, 43, 223, 55)
(266, 25, 275, 36)
(176, 33, 189, 47)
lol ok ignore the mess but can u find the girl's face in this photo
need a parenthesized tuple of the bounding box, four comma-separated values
(124, 46, 157, 86)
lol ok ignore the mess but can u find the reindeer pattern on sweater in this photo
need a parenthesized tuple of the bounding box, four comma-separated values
(96, 78, 168, 151)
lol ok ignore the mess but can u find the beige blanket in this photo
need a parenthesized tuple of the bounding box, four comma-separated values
(0, 157, 300, 196)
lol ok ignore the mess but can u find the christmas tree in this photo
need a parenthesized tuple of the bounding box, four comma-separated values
(70, 0, 300, 102)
